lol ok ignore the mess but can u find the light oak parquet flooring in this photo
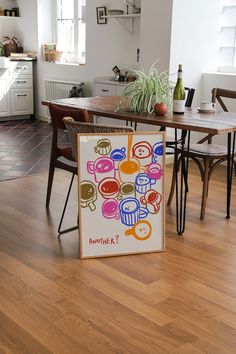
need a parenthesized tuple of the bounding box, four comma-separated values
(0, 164, 236, 353)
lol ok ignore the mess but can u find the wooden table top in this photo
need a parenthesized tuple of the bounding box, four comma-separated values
(42, 96, 236, 135)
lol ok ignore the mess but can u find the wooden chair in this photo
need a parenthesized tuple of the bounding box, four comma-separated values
(46, 103, 90, 208)
(167, 87, 236, 220)
(58, 118, 135, 235)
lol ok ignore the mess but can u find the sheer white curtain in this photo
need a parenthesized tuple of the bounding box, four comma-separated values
(55, 0, 86, 64)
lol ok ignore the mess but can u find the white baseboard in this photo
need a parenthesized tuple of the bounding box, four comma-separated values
(38, 115, 51, 123)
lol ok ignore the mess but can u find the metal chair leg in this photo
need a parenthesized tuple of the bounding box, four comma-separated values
(226, 132, 236, 219)
(57, 168, 78, 236)
(175, 129, 191, 235)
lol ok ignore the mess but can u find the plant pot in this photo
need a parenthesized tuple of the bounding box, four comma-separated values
(48, 50, 63, 62)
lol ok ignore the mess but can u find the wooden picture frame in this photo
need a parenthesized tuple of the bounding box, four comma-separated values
(42, 43, 56, 61)
(96, 6, 107, 24)
(77, 132, 165, 259)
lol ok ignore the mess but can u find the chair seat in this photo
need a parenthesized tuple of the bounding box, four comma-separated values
(58, 156, 77, 168)
(188, 143, 228, 156)
(58, 146, 74, 161)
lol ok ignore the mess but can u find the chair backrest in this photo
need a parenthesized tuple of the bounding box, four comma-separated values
(211, 88, 236, 112)
(185, 87, 195, 108)
(63, 117, 135, 161)
(49, 103, 90, 131)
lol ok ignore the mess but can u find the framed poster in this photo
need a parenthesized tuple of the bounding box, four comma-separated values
(96, 6, 107, 24)
(78, 132, 165, 259)
(42, 43, 56, 61)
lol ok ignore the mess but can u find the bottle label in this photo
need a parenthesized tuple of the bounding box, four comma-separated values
(178, 72, 183, 79)
(173, 100, 185, 113)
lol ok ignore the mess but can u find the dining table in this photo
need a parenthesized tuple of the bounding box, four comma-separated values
(42, 96, 236, 235)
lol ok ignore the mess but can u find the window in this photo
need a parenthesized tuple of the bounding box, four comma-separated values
(219, 0, 236, 71)
(54, 0, 86, 64)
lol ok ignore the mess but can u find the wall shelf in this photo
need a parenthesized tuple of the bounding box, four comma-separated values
(0, 16, 20, 18)
(103, 14, 140, 19)
(102, 13, 140, 34)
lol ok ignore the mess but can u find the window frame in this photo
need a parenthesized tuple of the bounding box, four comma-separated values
(53, 0, 86, 65)
(219, 2, 236, 72)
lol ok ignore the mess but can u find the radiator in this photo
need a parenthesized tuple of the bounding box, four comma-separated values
(45, 79, 82, 100)
(44, 79, 82, 122)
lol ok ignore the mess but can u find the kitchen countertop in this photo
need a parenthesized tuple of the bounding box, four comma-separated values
(10, 57, 36, 61)
(0, 56, 36, 69)
(94, 76, 127, 86)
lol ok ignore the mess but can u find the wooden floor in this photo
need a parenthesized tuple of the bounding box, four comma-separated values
(1, 164, 236, 353)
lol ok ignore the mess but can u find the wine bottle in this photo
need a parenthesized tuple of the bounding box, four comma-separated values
(173, 64, 185, 114)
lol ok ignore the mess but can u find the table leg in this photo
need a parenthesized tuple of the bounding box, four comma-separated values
(174, 129, 191, 235)
(226, 132, 236, 219)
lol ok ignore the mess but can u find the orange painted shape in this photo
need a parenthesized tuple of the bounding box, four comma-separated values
(125, 220, 152, 241)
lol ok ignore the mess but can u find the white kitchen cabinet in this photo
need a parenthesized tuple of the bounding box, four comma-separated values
(10, 61, 33, 75)
(0, 69, 10, 117)
(94, 83, 116, 96)
(10, 89, 33, 115)
(116, 84, 126, 96)
(11, 75, 33, 89)
(0, 60, 34, 120)
(94, 77, 126, 126)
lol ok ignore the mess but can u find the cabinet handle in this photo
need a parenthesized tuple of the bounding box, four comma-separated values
(17, 94, 27, 97)
(16, 80, 27, 83)
(16, 66, 26, 70)
(101, 89, 109, 92)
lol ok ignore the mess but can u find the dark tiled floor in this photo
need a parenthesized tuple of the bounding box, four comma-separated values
(0, 119, 68, 181)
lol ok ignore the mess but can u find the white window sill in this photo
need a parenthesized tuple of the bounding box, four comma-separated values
(40, 61, 85, 67)
(203, 71, 236, 76)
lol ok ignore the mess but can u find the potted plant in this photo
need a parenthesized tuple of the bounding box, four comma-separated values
(116, 61, 173, 115)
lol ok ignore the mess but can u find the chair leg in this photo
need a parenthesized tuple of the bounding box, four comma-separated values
(167, 156, 180, 206)
(200, 159, 210, 220)
(46, 161, 56, 208)
(58, 168, 78, 236)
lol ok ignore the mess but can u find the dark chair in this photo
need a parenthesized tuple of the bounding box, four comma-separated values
(46, 103, 90, 208)
(162, 88, 195, 150)
(167, 87, 236, 220)
(58, 118, 135, 235)
(184, 87, 195, 108)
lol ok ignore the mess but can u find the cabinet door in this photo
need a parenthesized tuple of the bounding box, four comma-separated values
(94, 83, 116, 97)
(94, 83, 123, 125)
(0, 71, 10, 117)
(11, 75, 32, 89)
(10, 62, 32, 75)
(116, 84, 126, 96)
(11, 89, 33, 115)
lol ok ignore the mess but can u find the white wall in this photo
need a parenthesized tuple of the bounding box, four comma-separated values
(170, 0, 222, 107)
(0, 0, 38, 52)
(202, 72, 236, 145)
(37, 0, 141, 118)
(140, 0, 173, 73)
(14, 0, 38, 52)
(0, 0, 18, 40)
(2, 0, 232, 134)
